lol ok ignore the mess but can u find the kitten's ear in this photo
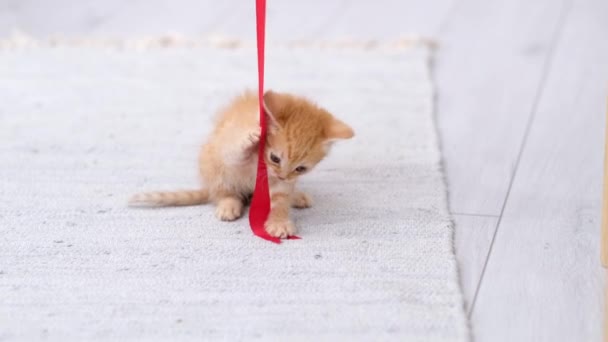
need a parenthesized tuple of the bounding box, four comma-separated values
(263, 90, 284, 129)
(325, 118, 355, 141)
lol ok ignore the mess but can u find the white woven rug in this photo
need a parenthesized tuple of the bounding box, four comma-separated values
(0, 42, 469, 341)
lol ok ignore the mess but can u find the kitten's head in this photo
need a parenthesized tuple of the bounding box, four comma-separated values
(263, 90, 354, 182)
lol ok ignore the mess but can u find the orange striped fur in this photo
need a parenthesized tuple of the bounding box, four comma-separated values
(129, 90, 354, 238)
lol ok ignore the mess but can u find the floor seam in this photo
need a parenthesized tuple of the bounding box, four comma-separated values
(466, 0, 575, 318)
(451, 212, 500, 218)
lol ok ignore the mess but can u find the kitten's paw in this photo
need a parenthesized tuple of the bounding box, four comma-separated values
(247, 129, 261, 145)
(265, 218, 297, 238)
(292, 192, 313, 209)
(215, 198, 243, 221)
(240, 128, 261, 151)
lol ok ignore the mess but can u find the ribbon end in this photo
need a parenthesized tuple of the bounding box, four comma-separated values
(266, 236, 282, 244)
(253, 230, 301, 244)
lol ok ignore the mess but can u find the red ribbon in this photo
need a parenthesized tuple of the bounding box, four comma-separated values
(249, 0, 300, 243)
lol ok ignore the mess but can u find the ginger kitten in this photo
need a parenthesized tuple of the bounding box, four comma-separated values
(129, 90, 354, 238)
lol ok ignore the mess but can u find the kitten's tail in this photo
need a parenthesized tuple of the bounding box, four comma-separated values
(128, 189, 209, 207)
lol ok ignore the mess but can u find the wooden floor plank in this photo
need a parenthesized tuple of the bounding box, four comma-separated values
(0, 0, 456, 41)
(435, 0, 568, 215)
(322, 0, 455, 39)
(87, 0, 236, 37)
(472, 0, 608, 340)
(211, 0, 349, 41)
(0, 0, 241, 38)
(453, 214, 498, 314)
(0, 0, 138, 37)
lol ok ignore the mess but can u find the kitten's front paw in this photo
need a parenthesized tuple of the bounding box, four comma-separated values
(292, 192, 313, 209)
(242, 128, 261, 150)
(265, 218, 296, 238)
(215, 198, 243, 221)
(247, 129, 261, 145)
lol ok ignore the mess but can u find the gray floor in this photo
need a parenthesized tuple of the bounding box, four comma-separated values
(1, 0, 606, 341)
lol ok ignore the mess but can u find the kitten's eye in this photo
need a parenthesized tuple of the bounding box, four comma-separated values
(295, 166, 307, 173)
(270, 153, 281, 164)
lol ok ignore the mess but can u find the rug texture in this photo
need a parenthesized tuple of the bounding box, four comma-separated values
(0, 42, 469, 341)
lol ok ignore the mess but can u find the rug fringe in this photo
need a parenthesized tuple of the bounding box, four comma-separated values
(0, 30, 437, 51)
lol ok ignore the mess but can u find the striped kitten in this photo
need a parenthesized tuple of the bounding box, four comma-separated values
(129, 90, 354, 238)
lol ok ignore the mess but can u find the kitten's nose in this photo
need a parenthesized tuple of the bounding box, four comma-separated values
(278, 176, 286, 181)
